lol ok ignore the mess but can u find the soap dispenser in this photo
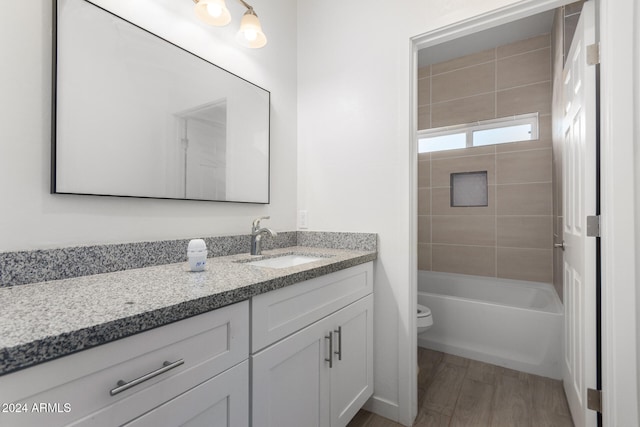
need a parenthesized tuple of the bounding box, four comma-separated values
(187, 239, 207, 272)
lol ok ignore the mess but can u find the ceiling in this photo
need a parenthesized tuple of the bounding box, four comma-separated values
(417, 9, 556, 68)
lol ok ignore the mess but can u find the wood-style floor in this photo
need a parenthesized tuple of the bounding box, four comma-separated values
(347, 347, 574, 427)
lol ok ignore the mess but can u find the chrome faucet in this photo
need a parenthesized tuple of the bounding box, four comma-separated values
(251, 216, 277, 255)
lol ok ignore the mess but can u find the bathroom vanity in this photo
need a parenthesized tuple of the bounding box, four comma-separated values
(0, 247, 375, 427)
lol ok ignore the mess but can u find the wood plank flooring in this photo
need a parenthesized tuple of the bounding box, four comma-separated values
(347, 348, 574, 427)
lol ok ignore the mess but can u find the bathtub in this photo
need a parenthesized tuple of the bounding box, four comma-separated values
(417, 270, 563, 379)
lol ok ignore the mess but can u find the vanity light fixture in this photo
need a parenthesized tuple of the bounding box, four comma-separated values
(193, 0, 267, 49)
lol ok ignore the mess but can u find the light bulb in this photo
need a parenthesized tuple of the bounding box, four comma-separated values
(194, 0, 231, 26)
(244, 29, 258, 41)
(206, 3, 223, 17)
(236, 9, 267, 48)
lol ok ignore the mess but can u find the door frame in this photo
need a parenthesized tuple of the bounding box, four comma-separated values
(408, 0, 603, 423)
(598, 0, 640, 425)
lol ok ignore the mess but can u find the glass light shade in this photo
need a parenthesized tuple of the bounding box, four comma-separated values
(236, 10, 267, 48)
(194, 0, 231, 26)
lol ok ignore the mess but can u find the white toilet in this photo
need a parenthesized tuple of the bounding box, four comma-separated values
(417, 304, 433, 334)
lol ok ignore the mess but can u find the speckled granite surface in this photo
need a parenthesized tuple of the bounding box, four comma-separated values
(297, 231, 377, 251)
(0, 232, 298, 288)
(0, 245, 376, 376)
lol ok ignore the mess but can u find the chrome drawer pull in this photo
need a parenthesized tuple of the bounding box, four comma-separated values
(110, 359, 184, 396)
(334, 326, 342, 361)
(325, 332, 333, 368)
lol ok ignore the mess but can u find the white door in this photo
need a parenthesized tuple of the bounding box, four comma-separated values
(561, 2, 597, 426)
(252, 317, 331, 427)
(329, 295, 373, 427)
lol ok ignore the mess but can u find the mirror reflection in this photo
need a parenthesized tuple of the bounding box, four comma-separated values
(53, 0, 270, 203)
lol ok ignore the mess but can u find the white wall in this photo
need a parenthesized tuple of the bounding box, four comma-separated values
(0, 0, 297, 252)
(296, 0, 532, 424)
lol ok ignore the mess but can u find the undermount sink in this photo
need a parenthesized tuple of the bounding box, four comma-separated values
(245, 254, 324, 269)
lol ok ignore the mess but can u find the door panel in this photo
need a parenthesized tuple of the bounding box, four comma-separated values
(252, 317, 331, 427)
(329, 295, 373, 427)
(561, 2, 597, 426)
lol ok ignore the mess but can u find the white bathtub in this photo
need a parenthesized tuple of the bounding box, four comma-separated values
(418, 270, 563, 379)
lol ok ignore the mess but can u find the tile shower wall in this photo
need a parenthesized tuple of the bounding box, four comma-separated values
(418, 34, 553, 284)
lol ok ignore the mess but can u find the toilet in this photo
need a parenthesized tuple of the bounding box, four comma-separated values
(417, 304, 433, 334)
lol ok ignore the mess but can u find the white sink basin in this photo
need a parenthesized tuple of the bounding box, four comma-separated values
(246, 254, 324, 269)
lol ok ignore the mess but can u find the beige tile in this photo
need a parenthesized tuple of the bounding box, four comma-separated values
(418, 77, 431, 106)
(362, 413, 405, 427)
(496, 365, 531, 382)
(423, 362, 468, 416)
(530, 410, 575, 427)
(418, 159, 430, 188)
(553, 216, 563, 240)
(531, 376, 571, 417)
(418, 347, 444, 391)
(432, 62, 495, 103)
(450, 379, 495, 427)
(432, 244, 496, 277)
(432, 216, 496, 246)
(497, 216, 553, 249)
(432, 186, 496, 216)
(432, 93, 495, 128)
(491, 375, 532, 427)
(432, 48, 495, 75)
(419, 152, 431, 162)
(554, 248, 564, 301)
(346, 409, 371, 427)
(418, 65, 431, 79)
(418, 243, 432, 271)
(413, 408, 451, 427)
(418, 215, 431, 244)
(554, 216, 564, 298)
(497, 82, 551, 117)
(553, 146, 563, 217)
(497, 48, 551, 90)
(530, 376, 574, 427)
(495, 115, 552, 152)
(494, 138, 552, 153)
(496, 148, 552, 184)
(466, 359, 499, 385)
(497, 33, 551, 58)
(418, 188, 431, 215)
(497, 183, 552, 215)
(431, 145, 495, 160)
(497, 248, 553, 283)
(539, 114, 552, 143)
(432, 154, 495, 187)
(418, 105, 431, 130)
(442, 353, 470, 367)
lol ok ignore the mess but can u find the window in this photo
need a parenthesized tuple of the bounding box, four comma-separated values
(418, 113, 539, 153)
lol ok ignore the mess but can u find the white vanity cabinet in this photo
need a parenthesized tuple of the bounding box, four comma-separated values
(251, 262, 374, 427)
(0, 301, 249, 427)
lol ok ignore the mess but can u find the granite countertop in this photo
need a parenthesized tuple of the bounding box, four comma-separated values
(0, 246, 376, 376)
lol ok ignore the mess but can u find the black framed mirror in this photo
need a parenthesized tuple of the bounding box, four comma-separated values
(52, 0, 270, 203)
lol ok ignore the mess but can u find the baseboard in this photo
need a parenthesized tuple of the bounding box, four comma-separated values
(362, 395, 401, 424)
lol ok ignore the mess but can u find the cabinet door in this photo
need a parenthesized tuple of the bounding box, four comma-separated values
(123, 360, 249, 427)
(252, 317, 331, 427)
(328, 295, 374, 427)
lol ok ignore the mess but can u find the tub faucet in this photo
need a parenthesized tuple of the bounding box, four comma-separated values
(251, 216, 277, 255)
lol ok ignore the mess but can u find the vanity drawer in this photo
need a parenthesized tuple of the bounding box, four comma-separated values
(251, 262, 373, 352)
(0, 300, 249, 427)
